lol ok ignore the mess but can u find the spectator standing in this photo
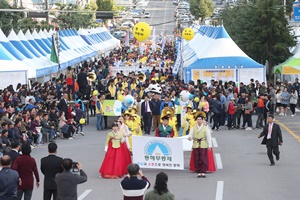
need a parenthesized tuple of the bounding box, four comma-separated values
(12, 144, 40, 200)
(77, 68, 88, 100)
(289, 88, 298, 117)
(40, 143, 63, 200)
(55, 159, 87, 200)
(5, 140, 21, 166)
(96, 94, 105, 131)
(0, 155, 20, 200)
(151, 94, 162, 131)
(58, 93, 68, 119)
(74, 104, 84, 136)
(243, 96, 253, 130)
(145, 172, 175, 200)
(120, 164, 150, 200)
(280, 88, 290, 116)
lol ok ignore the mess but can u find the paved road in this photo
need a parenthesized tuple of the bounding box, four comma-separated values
(29, 112, 300, 200)
(142, 1, 176, 37)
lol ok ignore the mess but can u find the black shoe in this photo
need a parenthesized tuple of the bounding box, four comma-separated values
(276, 155, 280, 161)
(202, 174, 206, 178)
(270, 163, 275, 166)
(197, 173, 202, 178)
(236, 126, 240, 129)
(256, 126, 260, 129)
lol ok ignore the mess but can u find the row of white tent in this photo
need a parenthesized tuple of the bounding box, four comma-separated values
(0, 27, 120, 89)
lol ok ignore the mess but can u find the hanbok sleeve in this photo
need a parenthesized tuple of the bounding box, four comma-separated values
(105, 132, 111, 151)
(188, 125, 194, 139)
(206, 126, 212, 148)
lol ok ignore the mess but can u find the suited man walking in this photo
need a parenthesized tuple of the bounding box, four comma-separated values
(77, 68, 88, 100)
(5, 140, 21, 166)
(55, 159, 87, 200)
(58, 93, 68, 117)
(40, 143, 63, 200)
(258, 114, 283, 166)
(141, 96, 153, 135)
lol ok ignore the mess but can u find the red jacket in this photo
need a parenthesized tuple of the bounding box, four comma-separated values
(228, 102, 236, 115)
(12, 155, 39, 190)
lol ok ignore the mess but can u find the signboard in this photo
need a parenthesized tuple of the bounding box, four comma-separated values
(173, 38, 182, 75)
(294, 6, 300, 22)
(191, 69, 236, 83)
(102, 100, 181, 116)
(132, 136, 184, 170)
(109, 66, 158, 76)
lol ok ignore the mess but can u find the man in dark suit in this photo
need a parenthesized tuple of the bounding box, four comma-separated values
(0, 155, 19, 200)
(55, 158, 87, 200)
(58, 93, 68, 117)
(41, 143, 63, 200)
(258, 114, 283, 166)
(77, 68, 88, 100)
(141, 96, 153, 135)
(5, 140, 21, 166)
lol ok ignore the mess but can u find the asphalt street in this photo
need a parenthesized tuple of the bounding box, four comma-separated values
(28, 112, 300, 200)
(142, 1, 176, 37)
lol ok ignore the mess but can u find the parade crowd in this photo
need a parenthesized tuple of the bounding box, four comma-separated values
(0, 40, 295, 199)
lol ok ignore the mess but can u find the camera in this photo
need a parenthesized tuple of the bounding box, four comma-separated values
(72, 162, 79, 174)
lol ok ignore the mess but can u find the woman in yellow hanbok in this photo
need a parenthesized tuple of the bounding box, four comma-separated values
(161, 107, 178, 137)
(123, 111, 134, 150)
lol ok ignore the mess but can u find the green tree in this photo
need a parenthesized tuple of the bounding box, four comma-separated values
(0, 0, 24, 35)
(221, 0, 296, 79)
(96, 0, 114, 11)
(190, 0, 214, 22)
(52, 3, 97, 29)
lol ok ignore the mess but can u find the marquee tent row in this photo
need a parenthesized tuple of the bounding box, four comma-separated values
(274, 27, 300, 79)
(180, 25, 265, 85)
(0, 27, 120, 89)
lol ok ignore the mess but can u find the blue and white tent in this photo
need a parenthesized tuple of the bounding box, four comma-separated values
(182, 25, 265, 85)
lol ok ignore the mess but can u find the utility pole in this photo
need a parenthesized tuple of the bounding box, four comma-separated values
(45, 0, 49, 24)
(283, 0, 286, 15)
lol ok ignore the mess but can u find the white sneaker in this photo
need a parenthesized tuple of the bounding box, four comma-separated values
(246, 127, 253, 131)
(68, 137, 74, 140)
(284, 114, 287, 116)
(80, 132, 84, 136)
(292, 115, 294, 117)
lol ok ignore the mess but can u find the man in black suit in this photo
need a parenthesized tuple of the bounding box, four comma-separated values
(5, 140, 21, 166)
(141, 96, 153, 135)
(41, 143, 63, 200)
(77, 68, 88, 100)
(258, 114, 283, 166)
(58, 93, 68, 117)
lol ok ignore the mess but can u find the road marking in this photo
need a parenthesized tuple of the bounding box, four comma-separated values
(78, 189, 92, 200)
(215, 181, 224, 200)
(215, 154, 223, 169)
(212, 138, 218, 147)
(276, 120, 300, 142)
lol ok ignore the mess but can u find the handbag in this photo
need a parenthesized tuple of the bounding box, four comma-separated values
(245, 110, 250, 114)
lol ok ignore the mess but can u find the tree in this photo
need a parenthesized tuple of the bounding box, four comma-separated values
(0, 0, 24, 35)
(221, 0, 296, 80)
(190, 0, 214, 22)
(52, 3, 97, 29)
(96, 0, 114, 11)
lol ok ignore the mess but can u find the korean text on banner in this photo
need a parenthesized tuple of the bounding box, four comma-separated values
(132, 136, 184, 170)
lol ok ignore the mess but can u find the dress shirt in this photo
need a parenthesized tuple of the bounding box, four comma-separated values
(267, 123, 273, 139)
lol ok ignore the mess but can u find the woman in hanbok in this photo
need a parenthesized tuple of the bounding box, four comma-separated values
(118, 116, 131, 151)
(99, 122, 132, 179)
(189, 111, 216, 173)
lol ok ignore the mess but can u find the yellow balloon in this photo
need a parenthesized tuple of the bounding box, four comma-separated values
(194, 97, 199, 103)
(133, 22, 151, 42)
(182, 28, 194, 41)
(79, 118, 85, 125)
(200, 102, 205, 107)
(93, 90, 98, 96)
(118, 95, 125, 101)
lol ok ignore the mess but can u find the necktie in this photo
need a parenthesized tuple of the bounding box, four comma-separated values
(145, 101, 148, 112)
(267, 123, 272, 139)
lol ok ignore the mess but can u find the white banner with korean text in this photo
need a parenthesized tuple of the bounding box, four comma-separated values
(132, 136, 184, 170)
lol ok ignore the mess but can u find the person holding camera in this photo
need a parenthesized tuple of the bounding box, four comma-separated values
(55, 159, 87, 200)
(120, 163, 150, 200)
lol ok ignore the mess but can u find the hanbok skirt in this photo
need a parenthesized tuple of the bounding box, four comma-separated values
(189, 148, 216, 172)
(99, 142, 132, 178)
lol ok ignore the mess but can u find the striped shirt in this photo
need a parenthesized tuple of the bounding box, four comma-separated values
(120, 176, 151, 200)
